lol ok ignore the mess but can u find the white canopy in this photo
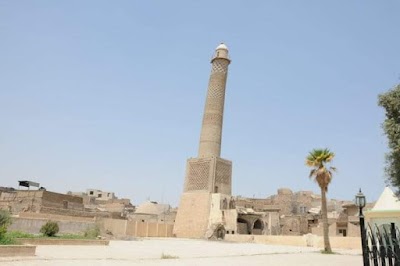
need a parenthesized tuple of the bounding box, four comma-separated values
(372, 187, 400, 211)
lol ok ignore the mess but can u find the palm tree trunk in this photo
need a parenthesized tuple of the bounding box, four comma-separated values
(321, 187, 332, 252)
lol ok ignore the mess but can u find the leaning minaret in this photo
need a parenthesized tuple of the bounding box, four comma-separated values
(174, 43, 233, 238)
(198, 43, 231, 158)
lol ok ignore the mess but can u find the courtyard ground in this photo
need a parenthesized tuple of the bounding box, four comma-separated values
(0, 238, 363, 265)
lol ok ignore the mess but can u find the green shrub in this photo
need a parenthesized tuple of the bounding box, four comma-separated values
(84, 225, 100, 239)
(0, 210, 12, 240)
(40, 221, 59, 237)
(0, 233, 15, 245)
(0, 210, 12, 228)
(6, 231, 35, 239)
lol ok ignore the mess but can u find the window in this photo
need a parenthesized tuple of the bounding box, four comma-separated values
(98, 194, 102, 198)
(299, 206, 307, 214)
(89, 191, 94, 195)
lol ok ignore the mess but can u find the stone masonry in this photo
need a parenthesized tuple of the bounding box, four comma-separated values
(174, 44, 232, 238)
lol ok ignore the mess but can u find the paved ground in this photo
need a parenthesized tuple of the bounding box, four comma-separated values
(0, 238, 363, 265)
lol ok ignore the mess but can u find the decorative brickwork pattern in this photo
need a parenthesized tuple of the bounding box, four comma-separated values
(211, 59, 229, 74)
(207, 76, 226, 100)
(185, 161, 210, 191)
(216, 160, 231, 185)
(205, 97, 224, 112)
(202, 113, 223, 125)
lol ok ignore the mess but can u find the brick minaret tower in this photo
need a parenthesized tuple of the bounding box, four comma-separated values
(173, 43, 233, 238)
(198, 43, 231, 158)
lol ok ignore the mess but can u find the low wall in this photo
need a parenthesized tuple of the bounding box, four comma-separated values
(0, 245, 36, 257)
(9, 216, 173, 239)
(99, 218, 174, 238)
(18, 212, 95, 223)
(225, 234, 361, 250)
(9, 217, 95, 234)
(15, 239, 109, 246)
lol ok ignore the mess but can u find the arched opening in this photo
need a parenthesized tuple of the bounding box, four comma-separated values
(216, 226, 225, 239)
(237, 218, 249, 234)
(252, 219, 264, 235)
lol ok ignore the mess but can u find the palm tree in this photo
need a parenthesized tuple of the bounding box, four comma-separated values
(306, 148, 336, 253)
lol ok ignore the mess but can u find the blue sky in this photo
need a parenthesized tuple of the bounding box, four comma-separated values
(1, 1, 399, 206)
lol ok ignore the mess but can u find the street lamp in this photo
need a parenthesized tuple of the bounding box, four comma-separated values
(355, 189, 369, 266)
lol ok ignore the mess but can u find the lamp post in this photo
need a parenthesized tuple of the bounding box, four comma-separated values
(355, 189, 369, 266)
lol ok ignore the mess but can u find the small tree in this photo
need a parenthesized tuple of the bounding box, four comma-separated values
(378, 84, 400, 193)
(84, 225, 100, 239)
(0, 210, 12, 239)
(40, 221, 59, 237)
(306, 148, 336, 253)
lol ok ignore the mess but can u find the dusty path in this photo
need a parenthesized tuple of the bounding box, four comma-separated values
(0, 238, 362, 265)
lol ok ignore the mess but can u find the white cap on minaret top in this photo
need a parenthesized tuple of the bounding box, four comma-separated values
(216, 43, 228, 51)
(212, 43, 230, 62)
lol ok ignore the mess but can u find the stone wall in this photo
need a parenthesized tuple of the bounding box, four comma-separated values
(208, 193, 237, 233)
(9, 216, 174, 238)
(0, 190, 90, 216)
(280, 216, 309, 235)
(311, 222, 337, 236)
(9, 216, 95, 234)
(173, 192, 212, 238)
(0, 246, 36, 257)
(348, 222, 361, 237)
(0, 190, 44, 213)
(18, 212, 95, 222)
(99, 218, 174, 238)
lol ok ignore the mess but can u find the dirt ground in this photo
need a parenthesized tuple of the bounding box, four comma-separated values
(0, 238, 363, 266)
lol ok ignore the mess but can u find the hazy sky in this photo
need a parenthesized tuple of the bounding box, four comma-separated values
(1, 1, 399, 206)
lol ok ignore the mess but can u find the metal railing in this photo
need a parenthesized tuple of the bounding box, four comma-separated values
(363, 223, 400, 266)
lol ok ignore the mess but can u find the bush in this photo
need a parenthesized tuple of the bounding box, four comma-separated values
(0, 234, 15, 245)
(0, 210, 12, 240)
(84, 225, 100, 239)
(40, 221, 59, 237)
(0, 210, 12, 228)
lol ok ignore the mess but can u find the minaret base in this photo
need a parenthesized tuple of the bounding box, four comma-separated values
(173, 191, 212, 238)
(173, 157, 232, 238)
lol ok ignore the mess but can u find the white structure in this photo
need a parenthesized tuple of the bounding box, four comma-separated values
(366, 187, 400, 229)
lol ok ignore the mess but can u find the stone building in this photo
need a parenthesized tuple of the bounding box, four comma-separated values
(0, 183, 136, 219)
(128, 201, 176, 224)
(67, 189, 134, 218)
(234, 188, 356, 236)
(0, 189, 88, 216)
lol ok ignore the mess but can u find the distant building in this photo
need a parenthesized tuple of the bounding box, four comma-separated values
(0, 189, 88, 216)
(67, 189, 134, 218)
(129, 201, 176, 224)
(86, 189, 115, 201)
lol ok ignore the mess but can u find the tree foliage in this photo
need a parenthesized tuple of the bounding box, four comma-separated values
(40, 221, 59, 237)
(306, 148, 336, 191)
(378, 84, 400, 192)
(0, 210, 12, 241)
(306, 148, 336, 253)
